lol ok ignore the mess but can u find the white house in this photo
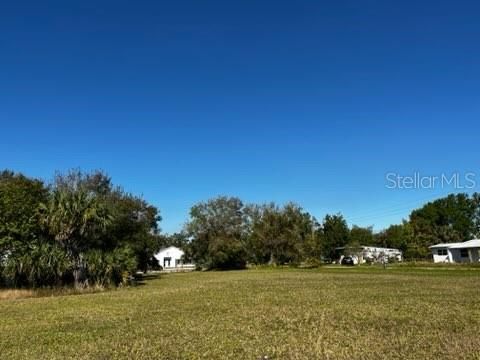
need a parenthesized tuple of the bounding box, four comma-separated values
(430, 239, 480, 263)
(154, 246, 195, 272)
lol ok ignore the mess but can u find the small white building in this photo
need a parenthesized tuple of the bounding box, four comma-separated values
(430, 239, 480, 263)
(154, 246, 195, 272)
(336, 246, 403, 264)
(362, 246, 403, 263)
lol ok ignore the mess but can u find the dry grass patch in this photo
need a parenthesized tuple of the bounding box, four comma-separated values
(0, 286, 107, 301)
(0, 289, 35, 300)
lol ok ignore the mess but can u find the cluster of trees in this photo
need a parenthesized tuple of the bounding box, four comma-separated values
(0, 170, 162, 288)
(407, 193, 480, 257)
(184, 196, 355, 269)
(374, 194, 480, 258)
(184, 194, 480, 269)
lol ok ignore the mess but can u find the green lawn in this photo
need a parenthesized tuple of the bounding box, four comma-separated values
(1, 267, 479, 359)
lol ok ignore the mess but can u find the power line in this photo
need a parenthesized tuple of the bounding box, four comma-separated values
(346, 193, 444, 219)
(346, 193, 449, 224)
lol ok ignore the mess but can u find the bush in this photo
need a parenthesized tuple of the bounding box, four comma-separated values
(2, 242, 71, 288)
(301, 258, 323, 268)
(0, 245, 138, 289)
(84, 247, 137, 287)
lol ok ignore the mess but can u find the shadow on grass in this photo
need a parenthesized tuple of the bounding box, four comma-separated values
(132, 272, 161, 286)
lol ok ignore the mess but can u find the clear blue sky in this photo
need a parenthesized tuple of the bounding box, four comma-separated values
(2, 0, 480, 233)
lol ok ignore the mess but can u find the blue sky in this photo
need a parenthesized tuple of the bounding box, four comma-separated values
(1, 0, 480, 233)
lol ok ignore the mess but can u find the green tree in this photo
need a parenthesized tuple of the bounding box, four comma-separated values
(186, 196, 247, 269)
(349, 225, 374, 246)
(409, 193, 477, 257)
(106, 193, 162, 272)
(321, 214, 350, 261)
(0, 171, 48, 257)
(52, 170, 162, 273)
(374, 222, 412, 253)
(39, 187, 111, 287)
(471, 192, 480, 237)
(283, 203, 318, 263)
(162, 232, 190, 249)
(246, 203, 285, 265)
(247, 203, 317, 265)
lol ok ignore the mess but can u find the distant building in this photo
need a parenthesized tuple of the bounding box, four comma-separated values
(154, 246, 195, 272)
(429, 239, 480, 263)
(336, 246, 403, 264)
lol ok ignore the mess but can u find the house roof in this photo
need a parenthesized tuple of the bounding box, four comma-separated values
(429, 243, 463, 249)
(335, 246, 402, 252)
(156, 246, 184, 253)
(430, 239, 480, 249)
(449, 239, 480, 249)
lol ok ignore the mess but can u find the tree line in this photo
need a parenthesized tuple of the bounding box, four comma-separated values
(2, 169, 480, 286)
(183, 194, 480, 269)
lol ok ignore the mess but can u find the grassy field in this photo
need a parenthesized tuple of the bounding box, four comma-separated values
(1, 267, 479, 360)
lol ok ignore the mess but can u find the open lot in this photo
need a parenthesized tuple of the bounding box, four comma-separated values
(1, 267, 479, 360)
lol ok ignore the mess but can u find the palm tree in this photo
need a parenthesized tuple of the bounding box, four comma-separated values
(40, 188, 111, 287)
